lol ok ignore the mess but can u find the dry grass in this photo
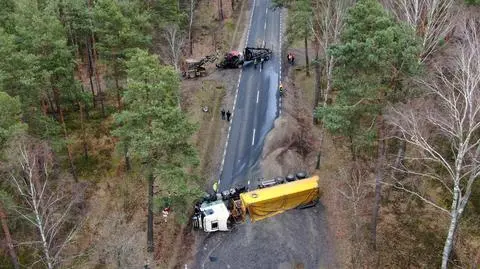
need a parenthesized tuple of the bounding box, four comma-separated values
(182, 79, 226, 181)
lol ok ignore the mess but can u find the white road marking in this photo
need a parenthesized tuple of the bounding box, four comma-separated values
(256, 90, 260, 103)
(219, 0, 256, 182)
(264, 20, 267, 31)
(252, 128, 256, 146)
(278, 9, 283, 115)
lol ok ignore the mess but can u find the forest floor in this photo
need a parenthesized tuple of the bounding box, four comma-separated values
(64, 0, 250, 268)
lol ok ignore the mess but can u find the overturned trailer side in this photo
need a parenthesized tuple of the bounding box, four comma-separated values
(240, 176, 320, 222)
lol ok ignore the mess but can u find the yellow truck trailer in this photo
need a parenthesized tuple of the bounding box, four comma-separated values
(193, 175, 320, 232)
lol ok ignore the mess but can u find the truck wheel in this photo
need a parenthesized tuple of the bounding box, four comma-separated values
(286, 174, 296, 182)
(296, 172, 307, 179)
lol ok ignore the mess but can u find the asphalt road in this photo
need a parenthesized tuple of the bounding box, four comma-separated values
(192, 0, 337, 268)
(218, 0, 281, 192)
(195, 204, 336, 269)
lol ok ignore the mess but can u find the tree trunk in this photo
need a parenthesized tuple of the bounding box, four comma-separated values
(79, 101, 88, 161)
(189, 0, 194, 56)
(58, 98, 78, 182)
(80, 85, 90, 120)
(218, 0, 224, 20)
(86, 37, 96, 108)
(147, 172, 154, 252)
(91, 34, 105, 117)
(441, 189, 460, 269)
(304, 35, 310, 77)
(393, 139, 406, 179)
(324, 56, 334, 106)
(41, 99, 48, 116)
(0, 203, 19, 269)
(313, 43, 322, 113)
(124, 144, 130, 172)
(372, 115, 386, 250)
(113, 59, 122, 110)
(29, 176, 54, 269)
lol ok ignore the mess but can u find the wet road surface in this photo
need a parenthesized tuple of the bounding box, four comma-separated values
(218, 0, 281, 192)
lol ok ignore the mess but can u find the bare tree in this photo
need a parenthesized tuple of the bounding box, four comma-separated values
(336, 164, 369, 268)
(162, 24, 185, 71)
(387, 20, 480, 269)
(311, 0, 352, 173)
(8, 139, 80, 269)
(311, 0, 353, 107)
(384, 0, 456, 63)
(188, 0, 196, 56)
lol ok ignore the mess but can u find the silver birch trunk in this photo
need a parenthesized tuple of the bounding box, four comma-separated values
(441, 188, 459, 269)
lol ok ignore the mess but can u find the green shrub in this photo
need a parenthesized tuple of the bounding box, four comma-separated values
(465, 0, 480, 4)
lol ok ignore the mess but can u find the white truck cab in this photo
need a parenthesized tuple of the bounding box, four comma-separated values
(192, 200, 230, 232)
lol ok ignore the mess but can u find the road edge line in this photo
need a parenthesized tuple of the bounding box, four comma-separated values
(218, 0, 256, 186)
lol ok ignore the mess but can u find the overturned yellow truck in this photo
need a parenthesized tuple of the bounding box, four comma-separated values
(192, 175, 320, 232)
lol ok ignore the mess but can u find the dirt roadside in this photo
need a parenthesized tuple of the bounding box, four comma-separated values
(261, 42, 354, 267)
(150, 1, 253, 268)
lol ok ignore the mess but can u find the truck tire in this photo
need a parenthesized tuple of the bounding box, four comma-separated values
(286, 174, 296, 182)
(296, 172, 307, 179)
(297, 199, 318, 209)
(275, 177, 285, 184)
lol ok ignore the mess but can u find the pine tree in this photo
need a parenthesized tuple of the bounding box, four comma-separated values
(112, 49, 200, 252)
(93, 0, 151, 109)
(0, 92, 26, 153)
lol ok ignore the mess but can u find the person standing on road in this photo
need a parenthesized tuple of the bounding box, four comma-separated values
(221, 108, 225, 120)
(226, 110, 231, 121)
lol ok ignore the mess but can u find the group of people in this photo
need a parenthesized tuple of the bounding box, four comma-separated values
(221, 108, 232, 121)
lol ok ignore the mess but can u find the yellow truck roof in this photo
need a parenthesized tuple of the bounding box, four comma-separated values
(240, 176, 320, 221)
